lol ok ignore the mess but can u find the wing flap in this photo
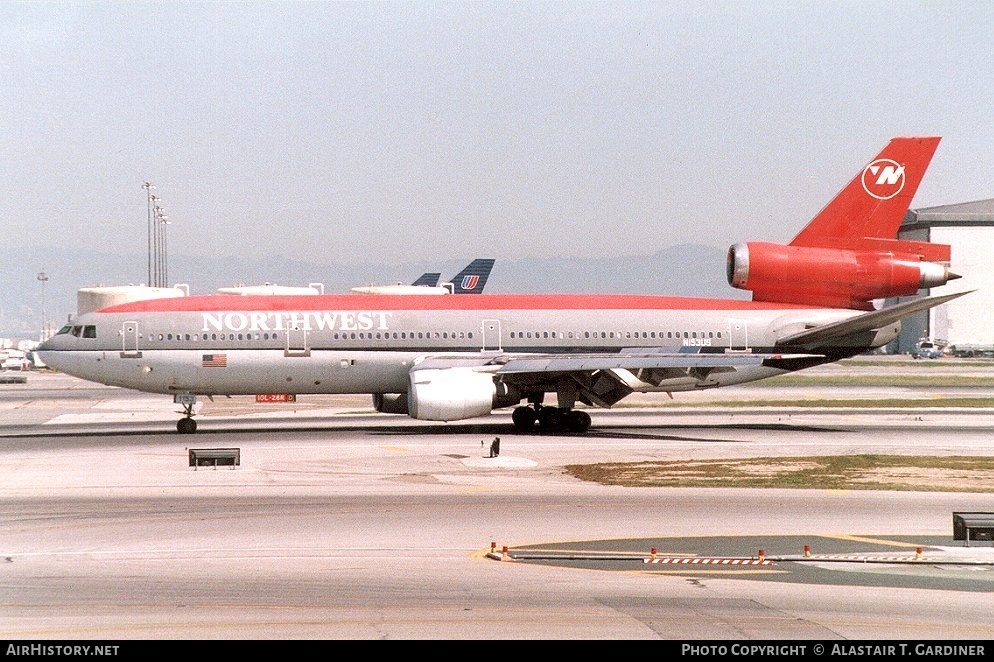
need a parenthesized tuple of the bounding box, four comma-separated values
(493, 352, 821, 375)
(490, 351, 824, 408)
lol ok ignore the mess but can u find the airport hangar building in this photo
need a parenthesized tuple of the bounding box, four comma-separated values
(892, 198, 994, 354)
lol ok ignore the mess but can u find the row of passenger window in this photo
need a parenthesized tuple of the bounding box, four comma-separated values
(140, 329, 723, 343)
(508, 330, 724, 340)
(142, 332, 282, 342)
(62, 324, 724, 344)
(138, 330, 478, 342)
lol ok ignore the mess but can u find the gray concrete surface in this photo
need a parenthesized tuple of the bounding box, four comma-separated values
(2, 366, 994, 640)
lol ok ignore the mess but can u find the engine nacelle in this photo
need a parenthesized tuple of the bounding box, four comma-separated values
(727, 242, 956, 310)
(372, 393, 409, 414)
(408, 368, 497, 422)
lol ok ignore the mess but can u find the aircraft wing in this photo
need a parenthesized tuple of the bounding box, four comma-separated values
(489, 351, 822, 374)
(775, 291, 971, 347)
(413, 350, 823, 374)
(414, 349, 824, 409)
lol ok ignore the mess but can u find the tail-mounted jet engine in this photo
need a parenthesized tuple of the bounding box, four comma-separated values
(726, 241, 958, 310)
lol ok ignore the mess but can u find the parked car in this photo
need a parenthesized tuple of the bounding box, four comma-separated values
(911, 341, 942, 359)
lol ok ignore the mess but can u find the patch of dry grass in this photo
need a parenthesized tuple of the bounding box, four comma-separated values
(565, 455, 994, 492)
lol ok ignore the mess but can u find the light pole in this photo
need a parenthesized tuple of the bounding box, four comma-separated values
(159, 214, 171, 287)
(36, 272, 48, 341)
(153, 203, 165, 287)
(150, 196, 162, 285)
(142, 183, 156, 286)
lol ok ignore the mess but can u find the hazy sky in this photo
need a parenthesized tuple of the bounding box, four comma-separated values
(3, 1, 993, 269)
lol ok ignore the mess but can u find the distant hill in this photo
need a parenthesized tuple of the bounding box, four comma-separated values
(1, 243, 742, 339)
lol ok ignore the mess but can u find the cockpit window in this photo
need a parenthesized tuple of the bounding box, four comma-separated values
(57, 325, 73, 335)
(70, 326, 83, 337)
(83, 325, 96, 339)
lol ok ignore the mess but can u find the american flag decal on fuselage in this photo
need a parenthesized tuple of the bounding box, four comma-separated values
(202, 354, 227, 368)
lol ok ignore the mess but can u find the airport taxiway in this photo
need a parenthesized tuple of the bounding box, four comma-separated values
(2, 367, 994, 639)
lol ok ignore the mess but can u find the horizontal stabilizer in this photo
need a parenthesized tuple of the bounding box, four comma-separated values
(775, 291, 972, 347)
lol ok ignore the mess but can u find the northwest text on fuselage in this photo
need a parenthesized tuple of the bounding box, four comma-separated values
(202, 311, 393, 333)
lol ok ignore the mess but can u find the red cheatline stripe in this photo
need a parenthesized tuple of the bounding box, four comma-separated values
(99, 293, 818, 314)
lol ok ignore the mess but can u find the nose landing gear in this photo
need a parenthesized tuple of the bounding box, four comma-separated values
(175, 395, 198, 434)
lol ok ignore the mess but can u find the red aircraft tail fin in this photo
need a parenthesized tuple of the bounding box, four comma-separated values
(789, 136, 942, 256)
(727, 137, 956, 309)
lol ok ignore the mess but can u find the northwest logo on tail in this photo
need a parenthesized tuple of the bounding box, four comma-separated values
(861, 158, 905, 200)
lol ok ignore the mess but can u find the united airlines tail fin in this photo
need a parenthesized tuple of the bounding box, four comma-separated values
(411, 272, 441, 287)
(351, 261, 495, 295)
(445, 259, 495, 294)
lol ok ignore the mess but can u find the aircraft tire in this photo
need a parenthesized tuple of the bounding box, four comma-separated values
(567, 410, 591, 433)
(537, 406, 562, 432)
(512, 406, 536, 431)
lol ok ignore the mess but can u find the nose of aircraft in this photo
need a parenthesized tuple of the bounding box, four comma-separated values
(34, 336, 66, 370)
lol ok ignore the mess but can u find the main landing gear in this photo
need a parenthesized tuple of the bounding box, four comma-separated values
(511, 404, 591, 434)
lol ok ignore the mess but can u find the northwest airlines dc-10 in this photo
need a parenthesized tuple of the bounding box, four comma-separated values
(39, 137, 966, 434)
